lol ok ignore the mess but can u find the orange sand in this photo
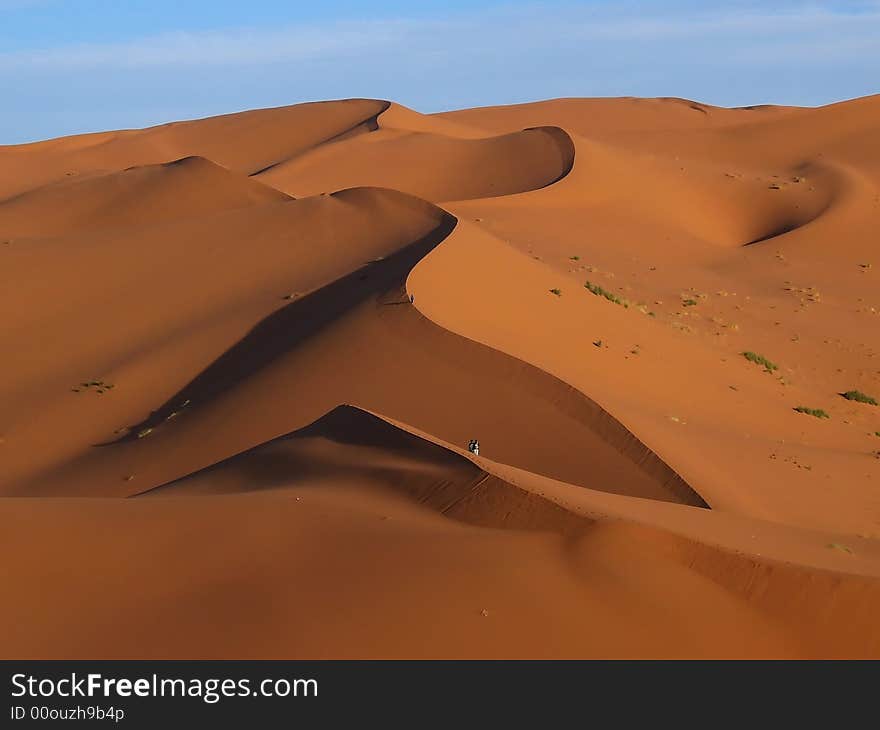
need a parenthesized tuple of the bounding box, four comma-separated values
(1, 95, 879, 658)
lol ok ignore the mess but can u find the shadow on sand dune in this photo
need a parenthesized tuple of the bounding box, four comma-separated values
(143, 403, 599, 536)
(102, 185, 706, 509)
(105, 195, 457, 444)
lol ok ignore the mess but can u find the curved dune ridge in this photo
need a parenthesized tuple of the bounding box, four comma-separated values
(145, 404, 579, 534)
(0, 156, 290, 239)
(256, 108, 576, 202)
(145, 404, 702, 521)
(7, 186, 703, 508)
(440, 95, 880, 246)
(0, 98, 389, 200)
(481, 126, 834, 248)
(1, 95, 880, 658)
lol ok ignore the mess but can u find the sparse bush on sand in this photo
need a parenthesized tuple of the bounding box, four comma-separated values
(549, 288, 562, 296)
(585, 280, 628, 308)
(794, 406, 829, 419)
(74, 379, 115, 394)
(742, 351, 778, 372)
(828, 542, 853, 554)
(841, 390, 878, 406)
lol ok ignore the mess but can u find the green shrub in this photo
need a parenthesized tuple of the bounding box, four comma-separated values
(841, 390, 878, 406)
(794, 406, 829, 419)
(549, 288, 562, 296)
(742, 351, 778, 371)
(585, 280, 629, 308)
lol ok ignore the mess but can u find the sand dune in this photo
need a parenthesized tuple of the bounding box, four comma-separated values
(2, 94, 879, 658)
(0, 492, 796, 659)
(436, 96, 804, 136)
(147, 404, 701, 520)
(0, 99, 388, 199)
(0, 156, 289, 239)
(4, 405, 877, 658)
(4, 188, 701, 509)
(256, 106, 575, 201)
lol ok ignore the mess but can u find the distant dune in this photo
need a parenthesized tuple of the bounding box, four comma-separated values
(0, 156, 290, 239)
(1, 94, 879, 658)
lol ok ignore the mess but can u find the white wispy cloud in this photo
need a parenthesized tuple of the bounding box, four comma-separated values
(1, 1, 878, 143)
(0, 21, 422, 70)
(0, 2, 877, 71)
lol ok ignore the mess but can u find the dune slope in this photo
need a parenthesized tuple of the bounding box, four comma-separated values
(0, 156, 290, 239)
(257, 112, 575, 202)
(6, 406, 878, 659)
(2, 94, 879, 658)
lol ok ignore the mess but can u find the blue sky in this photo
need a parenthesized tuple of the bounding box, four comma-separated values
(1, 0, 878, 143)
